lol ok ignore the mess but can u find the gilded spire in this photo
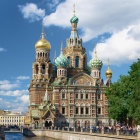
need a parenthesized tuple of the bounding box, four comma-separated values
(105, 58, 112, 78)
(41, 23, 45, 39)
(73, 4, 75, 15)
(60, 41, 63, 54)
(108, 58, 110, 69)
(94, 43, 97, 57)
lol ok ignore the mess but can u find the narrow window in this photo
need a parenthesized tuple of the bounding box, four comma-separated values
(76, 107, 78, 114)
(75, 56, 79, 68)
(62, 93, 65, 99)
(81, 94, 83, 99)
(62, 107, 65, 114)
(86, 94, 88, 99)
(97, 108, 101, 114)
(81, 108, 84, 114)
(42, 64, 45, 74)
(76, 94, 78, 99)
(86, 107, 89, 114)
(97, 94, 101, 100)
(67, 56, 71, 67)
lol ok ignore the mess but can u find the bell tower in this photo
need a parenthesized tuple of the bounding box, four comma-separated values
(29, 26, 53, 106)
(63, 4, 87, 76)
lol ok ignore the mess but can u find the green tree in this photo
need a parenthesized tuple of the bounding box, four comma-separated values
(105, 75, 129, 123)
(105, 59, 140, 125)
(127, 59, 140, 124)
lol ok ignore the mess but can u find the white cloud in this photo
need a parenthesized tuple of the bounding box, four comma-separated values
(90, 23, 140, 65)
(0, 90, 28, 96)
(18, 3, 45, 22)
(16, 76, 30, 80)
(43, 0, 140, 40)
(18, 95, 29, 104)
(0, 80, 19, 90)
(43, 0, 140, 65)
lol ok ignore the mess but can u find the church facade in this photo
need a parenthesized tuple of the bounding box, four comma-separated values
(25, 9, 112, 128)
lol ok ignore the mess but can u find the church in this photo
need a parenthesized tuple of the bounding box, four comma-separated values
(25, 7, 113, 128)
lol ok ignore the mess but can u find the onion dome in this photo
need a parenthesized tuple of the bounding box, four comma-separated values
(89, 47, 103, 70)
(35, 31, 51, 51)
(106, 59, 112, 78)
(70, 15, 79, 23)
(55, 48, 69, 67)
(70, 4, 79, 23)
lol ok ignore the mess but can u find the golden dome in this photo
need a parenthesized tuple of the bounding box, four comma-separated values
(105, 58, 112, 78)
(35, 32, 51, 50)
(106, 68, 112, 77)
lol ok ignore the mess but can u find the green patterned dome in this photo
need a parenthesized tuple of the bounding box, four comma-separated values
(70, 15, 79, 23)
(89, 51, 103, 70)
(55, 50, 69, 67)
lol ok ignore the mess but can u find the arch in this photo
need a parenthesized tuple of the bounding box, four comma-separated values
(75, 103, 80, 106)
(70, 72, 95, 86)
(85, 103, 90, 106)
(75, 56, 79, 68)
(45, 120, 52, 127)
(80, 103, 85, 106)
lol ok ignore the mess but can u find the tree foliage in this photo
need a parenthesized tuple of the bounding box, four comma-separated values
(105, 59, 140, 124)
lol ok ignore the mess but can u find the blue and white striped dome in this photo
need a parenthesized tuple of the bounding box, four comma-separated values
(89, 49, 103, 70)
(70, 15, 79, 23)
(55, 51, 69, 67)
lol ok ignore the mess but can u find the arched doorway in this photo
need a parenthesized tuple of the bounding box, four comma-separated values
(85, 120, 90, 128)
(45, 121, 52, 127)
(75, 120, 80, 131)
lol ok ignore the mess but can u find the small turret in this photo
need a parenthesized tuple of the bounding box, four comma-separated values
(89, 44, 103, 79)
(106, 58, 112, 87)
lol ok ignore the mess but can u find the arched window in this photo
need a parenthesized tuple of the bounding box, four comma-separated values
(67, 56, 71, 67)
(75, 56, 79, 68)
(41, 64, 45, 74)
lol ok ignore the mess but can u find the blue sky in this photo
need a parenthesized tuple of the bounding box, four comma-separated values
(0, 0, 140, 113)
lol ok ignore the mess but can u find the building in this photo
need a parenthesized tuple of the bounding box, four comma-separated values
(26, 7, 112, 128)
(0, 110, 24, 126)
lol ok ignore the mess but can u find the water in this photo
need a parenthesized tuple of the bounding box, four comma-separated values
(5, 132, 57, 140)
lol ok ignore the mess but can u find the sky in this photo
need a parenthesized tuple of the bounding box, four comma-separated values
(0, 0, 140, 113)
